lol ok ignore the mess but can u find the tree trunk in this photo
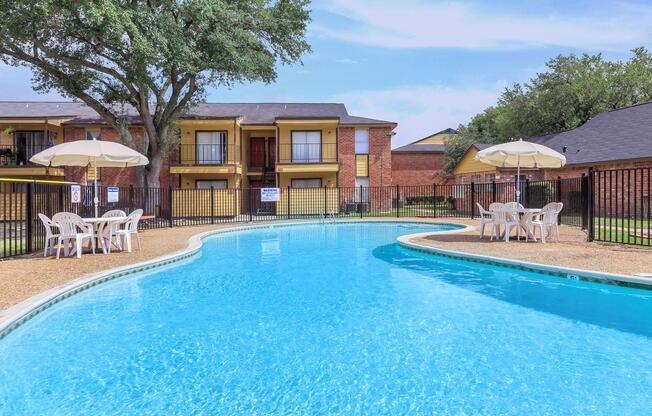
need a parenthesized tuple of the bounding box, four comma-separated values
(145, 152, 164, 189)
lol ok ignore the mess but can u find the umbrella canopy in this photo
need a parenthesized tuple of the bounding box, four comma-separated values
(474, 139, 566, 169)
(30, 139, 148, 168)
(474, 139, 566, 203)
(30, 139, 148, 217)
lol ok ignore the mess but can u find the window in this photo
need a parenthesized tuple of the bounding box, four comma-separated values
(196, 131, 227, 164)
(459, 176, 467, 185)
(196, 180, 227, 189)
(355, 154, 369, 177)
(85, 129, 101, 140)
(355, 177, 369, 202)
(291, 178, 322, 188)
(13, 131, 46, 165)
(292, 131, 321, 163)
(355, 129, 369, 154)
(485, 173, 496, 183)
(471, 174, 481, 183)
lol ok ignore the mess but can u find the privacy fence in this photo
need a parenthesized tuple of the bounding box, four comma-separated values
(1, 169, 650, 258)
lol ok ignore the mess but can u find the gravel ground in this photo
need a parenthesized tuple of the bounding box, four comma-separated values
(409, 220, 652, 278)
(1, 218, 650, 313)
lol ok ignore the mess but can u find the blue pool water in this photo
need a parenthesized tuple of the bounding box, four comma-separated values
(1, 222, 652, 415)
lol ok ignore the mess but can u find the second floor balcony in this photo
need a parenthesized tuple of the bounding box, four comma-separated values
(170, 144, 240, 166)
(0, 144, 49, 167)
(278, 143, 337, 164)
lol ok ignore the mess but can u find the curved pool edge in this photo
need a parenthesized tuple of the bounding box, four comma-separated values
(397, 233, 652, 290)
(0, 219, 463, 340)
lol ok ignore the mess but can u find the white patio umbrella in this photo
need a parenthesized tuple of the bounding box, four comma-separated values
(30, 139, 149, 217)
(474, 139, 566, 203)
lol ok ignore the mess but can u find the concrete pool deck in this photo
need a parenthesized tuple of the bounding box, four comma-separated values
(1, 218, 651, 316)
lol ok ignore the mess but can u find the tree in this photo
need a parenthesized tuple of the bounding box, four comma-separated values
(444, 48, 652, 173)
(0, 0, 311, 187)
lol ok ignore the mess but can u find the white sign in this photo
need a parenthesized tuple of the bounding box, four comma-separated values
(107, 186, 119, 203)
(260, 187, 280, 202)
(70, 184, 81, 203)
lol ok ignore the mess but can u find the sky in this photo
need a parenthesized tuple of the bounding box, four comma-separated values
(1, 0, 652, 148)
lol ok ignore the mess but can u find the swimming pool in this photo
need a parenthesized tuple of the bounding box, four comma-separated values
(1, 222, 651, 415)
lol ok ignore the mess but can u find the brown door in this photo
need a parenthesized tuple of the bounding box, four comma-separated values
(268, 138, 276, 168)
(250, 138, 265, 168)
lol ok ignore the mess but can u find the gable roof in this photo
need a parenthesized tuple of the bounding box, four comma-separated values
(392, 128, 459, 153)
(0, 101, 395, 126)
(529, 102, 652, 166)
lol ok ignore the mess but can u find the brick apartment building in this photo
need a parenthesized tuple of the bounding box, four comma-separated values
(0, 102, 395, 192)
(452, 102, 652, 184)
(391, 128, 458, 186)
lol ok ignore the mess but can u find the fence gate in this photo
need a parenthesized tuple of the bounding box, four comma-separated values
(590, 168, 652, 246)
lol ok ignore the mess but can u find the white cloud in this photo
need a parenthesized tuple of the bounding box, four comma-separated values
(333, 84, 500, 148)
(316, 0, 652, 50)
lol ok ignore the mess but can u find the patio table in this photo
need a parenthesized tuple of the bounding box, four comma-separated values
(508, 208, 542, 240)
(83, 216, 128, 254)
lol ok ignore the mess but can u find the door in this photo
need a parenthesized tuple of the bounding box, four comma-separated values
(250, 138, 265, 168)
(268, 138, 276, 168)
(196, 131, 225, 164)
(14, 131, 45, 165)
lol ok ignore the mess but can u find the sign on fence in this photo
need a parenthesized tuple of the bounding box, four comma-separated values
(70, 184, 81, 203)
(107, 186, 119, 203)
(261, 187, 280, 202)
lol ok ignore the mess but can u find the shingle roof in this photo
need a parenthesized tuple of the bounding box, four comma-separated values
(473, 143, 494, 151)
(0, 101, 396, 126)
(529, 102, 652, 165)
(392, 143, 446, 153)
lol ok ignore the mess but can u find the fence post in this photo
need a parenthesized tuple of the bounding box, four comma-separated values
(210, 186, 215, 224)
(524, 179, 530, 207)
(128, 185, 134, 212)
(26, 182, 33, 253)
(580, 174, 589, 230)
(587, 168, 594, 241)
(492, 180, 496, 202)
(168, 186, 173, 227)
(470, 182, 475, 219)
(323, 186, 327, 216)
(432, 183, 436, 218)
(556, 176, 562, 225)
(396, 184, 400, 218)
(287, 186, 291, 220)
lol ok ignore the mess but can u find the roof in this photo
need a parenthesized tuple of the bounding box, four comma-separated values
(529, 102, 652, 165)
(473, 143, 494, 151)
(392, 143, 446, 153)
(392, 127, 459, 152)
(0, 101, 396, 127)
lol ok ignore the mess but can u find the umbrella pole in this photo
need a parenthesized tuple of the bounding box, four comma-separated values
(516, 159, 521, 204)
(94, 166, 99, 218)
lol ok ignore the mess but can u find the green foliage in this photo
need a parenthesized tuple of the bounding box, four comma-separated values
(0, 0, 311, 185)
(444, 48, 652, 173)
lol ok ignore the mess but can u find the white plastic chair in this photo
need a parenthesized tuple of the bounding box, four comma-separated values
(38, 213, 60, 257)
(529, 202, 564, 243)
(52, 212, 95, 259)
(476, 203, 495, 239)
(101, 209, 127, 253)
(114, 209, 143, 252)
(491, 205, 520, 242)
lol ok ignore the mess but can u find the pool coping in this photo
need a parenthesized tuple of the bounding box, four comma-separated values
(0, 219, 461, 339)
(397, 233, 652, 290)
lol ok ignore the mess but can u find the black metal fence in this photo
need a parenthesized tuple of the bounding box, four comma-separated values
(5, 172, 652, 258)
(590, 168, 651, 246)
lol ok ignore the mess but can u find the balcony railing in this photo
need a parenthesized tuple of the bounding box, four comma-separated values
(0, 144, 49, 167)
(171, 144, 240, 165)
(278, 143, 337, 164)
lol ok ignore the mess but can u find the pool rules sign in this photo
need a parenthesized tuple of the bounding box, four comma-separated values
(70, 184, 81, 203)
(107, 187, 119, 203)
(261, 188, 280, 202)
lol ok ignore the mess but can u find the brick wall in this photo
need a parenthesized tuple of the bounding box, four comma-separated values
(391, 152, 444, 186)
(63, 125, 173, 189)
(337, 127, 355, 188)
(368, 127, 392, 187)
